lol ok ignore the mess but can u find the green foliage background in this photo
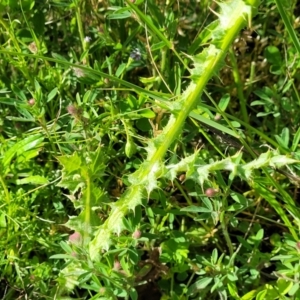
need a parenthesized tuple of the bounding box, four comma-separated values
(1, 0, 300, 299)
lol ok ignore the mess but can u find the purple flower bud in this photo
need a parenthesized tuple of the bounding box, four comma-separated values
(205, 188, 217, 197)
(28, 98, 35, 106)
(113, 260, 121, 270)
(69, 232, 82, 245)
(132, 229, 141, 239)
(67, 105, 77, 115)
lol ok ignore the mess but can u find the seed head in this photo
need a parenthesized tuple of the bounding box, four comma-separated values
(28, 42, 38, 54)
(67, 104, 82, 118)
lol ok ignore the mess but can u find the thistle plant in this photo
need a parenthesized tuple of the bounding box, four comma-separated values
(88, 0, 262, 257)
(2, 0, 300, 298)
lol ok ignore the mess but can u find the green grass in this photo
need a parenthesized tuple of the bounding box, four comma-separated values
(1, 0, 300, 299)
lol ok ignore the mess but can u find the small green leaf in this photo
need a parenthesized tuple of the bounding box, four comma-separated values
(189, 111, 239, 138)
(2, 134, 44, 168)
(291, 127, 300, 151)
(227, 273, 238, 282)
(211, 248, 218, 264)
(251, 100, 266, 106)
(288, 282, 299, 296)
(16, 175, 49, 185)
(253, 88, 273, 102)
(202, 197, 213, 211)
(136, 118, 152, 131)
(106, 6, 131, 19)
(6, 116, 35, 122)
(256, 289, 267, 300)
(280, 127, 289, 147)
(227, 282, 239, 298)
(151, 41, 166, 51)
(129, 288, 138, 300)
(241, 289, 257, 300)
(188, 277, 213, 295)
(181, 206, 211, 213)
(276, 279, 293, 296)
(49, 254, 75, 259)
(138, 108, 156, 118)
(264, 46, 282, 65)
(59, 241, 73, 254)
(255, 229, 264, 242)
(51, 52, 69, 62)
(115, 63, 126, 78)
(218, 94, 230, 112)
(0, 97, 23, 106)
(11, 84, 27, 101)
(47, 87, 58, 102)
(126, 94, 138, 109)
(125, 138, 137, 158)
(0, 213, 7, 228)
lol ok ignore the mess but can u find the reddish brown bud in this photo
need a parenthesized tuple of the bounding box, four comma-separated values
(205, 188, 217, 197)
(179, 174, 186, 182)
(132, 229, 141, 239)
(28, 98, 35, 106)
(67, 105, 77, 115)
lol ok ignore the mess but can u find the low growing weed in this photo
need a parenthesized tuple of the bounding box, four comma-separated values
(1, 0, 300, 299)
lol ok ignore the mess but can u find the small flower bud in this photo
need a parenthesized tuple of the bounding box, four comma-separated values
(67, 105, 82, 117)
(205, 188, 217, 197)
(130, 48, 141, 60)
(179, 174, 186, 182)
(28, 42, 37, 54)
(71, 251, 77, 257)
(125, 138, 137, 158)
(69, 232, 82, 245)
(113, 260, 121, 270)
(132, 229, 141, 239)
(84, 36, 91, 43)
(214, 114, 221, 121)
(28, 98, 35, 106)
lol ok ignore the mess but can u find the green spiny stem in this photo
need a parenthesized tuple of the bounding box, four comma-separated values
(89, 0, 260, 259)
